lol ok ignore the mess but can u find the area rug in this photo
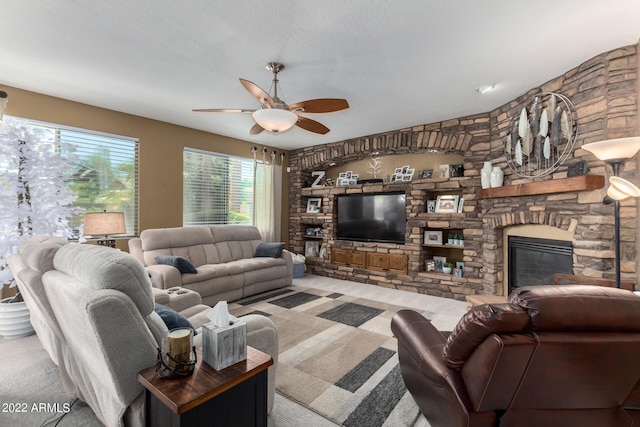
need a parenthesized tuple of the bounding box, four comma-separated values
(229, 286, 437, 427)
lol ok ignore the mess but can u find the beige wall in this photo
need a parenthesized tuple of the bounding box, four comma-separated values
(0, 85, 290, 249)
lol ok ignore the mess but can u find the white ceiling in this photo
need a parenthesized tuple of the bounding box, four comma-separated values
(2, 1, 640, 150)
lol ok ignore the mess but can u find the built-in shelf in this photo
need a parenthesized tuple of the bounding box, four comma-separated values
(422, 243, 465, 250)
(476, 175, 604, 199)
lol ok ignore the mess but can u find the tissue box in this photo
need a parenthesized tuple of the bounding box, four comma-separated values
(202, 320, 247, 370)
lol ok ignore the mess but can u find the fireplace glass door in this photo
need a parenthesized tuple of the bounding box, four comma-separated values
(508, 236, 573, 293)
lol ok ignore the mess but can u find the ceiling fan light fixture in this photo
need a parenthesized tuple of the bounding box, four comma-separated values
(475, 84, 495, 94)
(252, 108, 298, 133)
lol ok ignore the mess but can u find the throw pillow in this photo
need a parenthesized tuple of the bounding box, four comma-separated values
(154, 303, 197, 335)
(154, 255, 197, 274)
(255, 242, 285, 258)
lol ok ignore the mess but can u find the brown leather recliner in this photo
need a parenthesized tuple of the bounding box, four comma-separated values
(391, 285, 640, 427)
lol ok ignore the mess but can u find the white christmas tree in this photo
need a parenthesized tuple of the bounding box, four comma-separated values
(0, 117, 82, 290)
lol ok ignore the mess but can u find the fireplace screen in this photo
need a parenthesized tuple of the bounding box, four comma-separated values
(508, 236, 573, 293)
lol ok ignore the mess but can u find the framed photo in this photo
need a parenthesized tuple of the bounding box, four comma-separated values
(338, 172, 347, 179)
(425, 260, 435, 272)
(457, 198, 465, 213)
(456, 262, 465, 271)
(427, 200, 436, 213)
(439, 164, 450, 179)
(394, 167, 403, 174)
(306, 197, 322, 213)
(435, 195, 460, 213)
(401, 169, 414, 181)
(305, 240, 320, 257)
(401, 165, 409, 174)
(433, 256, 447, 272)
(424, 230, 443, 245)
(420, 169, 433, 179)
(318, 243, 327, 258)
(454, 268, 464, 277)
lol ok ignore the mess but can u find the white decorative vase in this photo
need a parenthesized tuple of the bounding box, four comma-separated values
(481, 161, 492, 189)
(0, 297, 35, 339)
(490, 166, 504, 188)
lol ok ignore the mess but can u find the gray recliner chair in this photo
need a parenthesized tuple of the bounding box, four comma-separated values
(15, 241, 277, 427)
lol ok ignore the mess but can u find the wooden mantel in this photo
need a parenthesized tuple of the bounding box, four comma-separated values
(476, 175, 605, 199)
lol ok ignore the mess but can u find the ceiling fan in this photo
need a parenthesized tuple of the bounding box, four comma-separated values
(193, 62, 349, 135)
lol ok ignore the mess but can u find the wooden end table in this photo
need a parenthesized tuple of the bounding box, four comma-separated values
(138, 346, 273, 427)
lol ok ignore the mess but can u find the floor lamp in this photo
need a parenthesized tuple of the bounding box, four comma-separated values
(582, 137, 640, 288)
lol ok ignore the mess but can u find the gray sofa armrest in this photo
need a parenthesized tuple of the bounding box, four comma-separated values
(146, 264, 182, 289)
(152, 288, 171, 305)
(281, 249, 293, 278)
(163, 287, 203, 312)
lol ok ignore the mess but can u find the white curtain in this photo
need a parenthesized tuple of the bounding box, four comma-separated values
(253, 148, 282, 242)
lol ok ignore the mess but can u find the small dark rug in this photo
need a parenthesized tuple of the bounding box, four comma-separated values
(231, 286, 436, 427)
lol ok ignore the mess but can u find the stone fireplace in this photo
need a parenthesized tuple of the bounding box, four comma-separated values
(478, 179, 628, 297)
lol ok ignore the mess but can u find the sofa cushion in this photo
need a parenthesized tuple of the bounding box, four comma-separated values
(154, 303, 196, 335)
(255, 242, 285, 258)
(155, 256, 198, 274)
(181, 262, 244, 285)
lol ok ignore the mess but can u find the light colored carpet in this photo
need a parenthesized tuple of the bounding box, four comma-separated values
(229, 286, 437, 426)
(0, 274, 467, 426)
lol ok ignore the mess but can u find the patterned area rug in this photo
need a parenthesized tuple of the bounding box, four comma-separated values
(229, 286, 437, 427)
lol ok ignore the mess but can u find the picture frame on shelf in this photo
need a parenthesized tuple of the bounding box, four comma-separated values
(456, 261, 465, 271)
(439, 164, 450, 179)
(425, 259, 435, 272)
(427, 200, 436, 213)
(435, 195, 459, 213)
(318, 243, 327, 258)
(433, 256, 447, 272)
(306, 197, 322, 213)
(454, 268, 463, 277)
(420, 169, 433, 179)
(402, 169, 415, 181)
(424, 230, 443, 245)
(305, 240, 320, 257)
(457, 198, 465, 213)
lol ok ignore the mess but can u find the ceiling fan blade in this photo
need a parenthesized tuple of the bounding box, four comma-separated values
(295, 116, 330, 135)
(192, 108, 255, 113)
(250, 123, 265, 135)
(289, 98, 349, 113)
(239, 78, 275, 108)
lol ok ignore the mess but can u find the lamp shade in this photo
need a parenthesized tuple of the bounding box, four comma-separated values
(83, 211, 126, 236)
(582, 137, 640, 162)
(252, 108, 298, 133)
(607, 176, 640, 201)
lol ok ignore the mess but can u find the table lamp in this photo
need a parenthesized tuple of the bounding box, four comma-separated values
(582, 136, 640, 287)
(83, 211, 126, 248)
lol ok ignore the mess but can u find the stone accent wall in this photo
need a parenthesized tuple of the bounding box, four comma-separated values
(289, 43, 639, 300)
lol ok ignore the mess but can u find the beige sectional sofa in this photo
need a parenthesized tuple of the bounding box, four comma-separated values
(8, 237, 280, 426)
(128, 225, 293, 306)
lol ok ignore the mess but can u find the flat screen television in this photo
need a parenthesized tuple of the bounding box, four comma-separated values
(336, 192, 406, 244)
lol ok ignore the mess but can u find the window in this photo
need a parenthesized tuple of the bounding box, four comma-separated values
(183, 148, 256, 226)
(6, 116, 139, 237)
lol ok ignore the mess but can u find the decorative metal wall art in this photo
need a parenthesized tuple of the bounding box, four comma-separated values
(505, 92, 577, 178)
